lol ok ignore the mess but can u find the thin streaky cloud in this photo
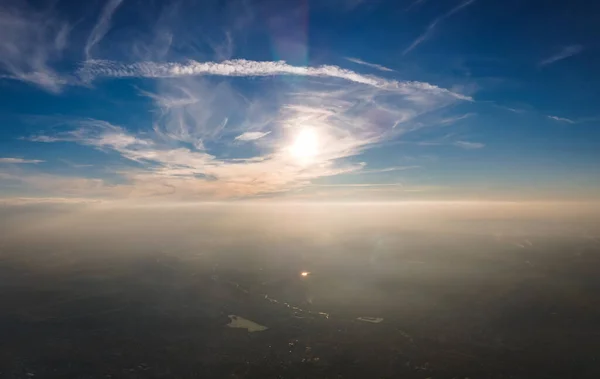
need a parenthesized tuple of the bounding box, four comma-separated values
(548, 115, 575, 124)
(78, 59, 472, 100)
(439, 113, 474, 125)
(345, 57, 394, 72)
(0, 157, 44, 164)
(209, 31, 234, 61)
(0, 3, 70, 92)
(235, 131, 271, 141)
(84, 0, 124, 60)
(359, 165, 421, 174)
(454, 140, 484, 149)
(497, 105, 527, 114)
(403, 0, 476, 55)
(25, 135, 61, 143)
(59, 159, 93, 168)
(539, 45, 584, 67)
(310, 183, 404, 187)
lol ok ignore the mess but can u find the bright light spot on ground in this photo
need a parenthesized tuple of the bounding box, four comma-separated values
(300, 271, 310, 277)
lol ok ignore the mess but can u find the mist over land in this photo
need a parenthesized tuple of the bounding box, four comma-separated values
(1, 202, 599, 378)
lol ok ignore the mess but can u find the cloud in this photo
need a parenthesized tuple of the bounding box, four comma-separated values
(78, 59, 472, 100)
(495, 105, 527, 114)
(139, 79, 249, 148)
(0, 2, 71, 92)
(439, 113, 474, 125)
(26, 117, 360, 199)
(27, 67, 463, 200)
(539, 45, 584, 67)
(0, 158, 44, 164)
(59, 159, 93, 168)
(26, 118, 154, 159)
(25, 135, 61, 143)
(84, 0, 124, 60)
(454, 140, 484, 149)
(496, 105, 592, 124)
(345, 57, 394, 72)
(403, 0, 476, 55)
(22, 44, 471, 200)
(356, 166, 421, 174)
(235, 131, 271, 141)
(547, 115, 575, 124)
(209, 31, 235, 61)
(546, 115, 600, 124)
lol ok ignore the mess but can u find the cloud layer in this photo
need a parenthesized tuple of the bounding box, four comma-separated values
(0, 2, 489, 203)
(23, 64, 469, 200)
(0, 2, 70, 92)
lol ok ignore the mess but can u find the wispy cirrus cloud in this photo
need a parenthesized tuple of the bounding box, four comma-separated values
(403, 0, 476, 55)
(209, 31, 234, 61)
(546, 114, 600, 125)
(14, 18, 472, 202)
(495, 105, 527, 114)
(78, 59, 472, 100)
(454, 140, 484, 149)
(0, 157, 44, 164)
(26, 117, 360, 199)
(439, 113, 474, 125)
(345, 57, 394, 72)
(84, 0, 124, 60)
(539, 45, 584, 67)
(235, 131, 271, 141)
(139, 77, 263, 149)
(356, 165, 420, 174)
(25, 135, 61, 143)
(547, 115, 575, 124)
(26, 64, 466, 200)
(495, 106, 593, 125)
(0, 2, 70, 92)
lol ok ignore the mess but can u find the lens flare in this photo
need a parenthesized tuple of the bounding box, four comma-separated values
(290, 129, 319, 162)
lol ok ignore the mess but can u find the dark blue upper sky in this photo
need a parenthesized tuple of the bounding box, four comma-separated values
(1, 0, 599, 203)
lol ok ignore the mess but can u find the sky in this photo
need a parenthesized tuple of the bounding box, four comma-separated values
(0, 0, 599, 204)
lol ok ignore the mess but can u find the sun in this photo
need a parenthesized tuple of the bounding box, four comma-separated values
(289, 128, 319, 162)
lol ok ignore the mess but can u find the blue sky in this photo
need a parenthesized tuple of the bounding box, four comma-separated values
(0, 0, 599, 203)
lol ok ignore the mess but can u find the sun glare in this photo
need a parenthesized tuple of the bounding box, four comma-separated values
(290, 128, 319, 162)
